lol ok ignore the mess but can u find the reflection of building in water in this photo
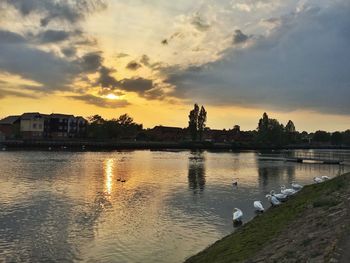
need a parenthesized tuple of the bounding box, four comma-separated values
(188, 151, 206, 193)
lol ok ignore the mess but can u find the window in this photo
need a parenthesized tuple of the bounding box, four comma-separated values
(33, 123, 37, 129)
(38, 124, 42, 129)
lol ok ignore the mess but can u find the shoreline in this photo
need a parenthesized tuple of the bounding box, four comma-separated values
(1, 139, 349, 151)
(185, 172, 350, 263)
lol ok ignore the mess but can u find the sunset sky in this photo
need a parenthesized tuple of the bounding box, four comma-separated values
(0, 0, 349, 131)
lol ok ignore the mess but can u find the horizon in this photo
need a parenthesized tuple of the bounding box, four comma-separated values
(1, 109, 349, 133)
(1, 1, 349, 132)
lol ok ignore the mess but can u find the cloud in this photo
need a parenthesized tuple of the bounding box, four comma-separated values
(37, 30, 73, 43)
(5, 0, 107, 26)
(120, 78, 154, 94)
(126, 61, 142, 71)
(67, 94, 130, 108)
(164, 2, 350, 115)
(233, 29, 249, 44)
(0, 30, 26, 43)
(0, 30, 78, 90)
(0, 87, 38, 99)
(191, 13, 211, 32)
(95, 66, 119, 88)
(61, 46, 77, 57)
(79, 51, 103, 73)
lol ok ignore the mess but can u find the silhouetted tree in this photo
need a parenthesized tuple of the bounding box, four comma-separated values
(198, 106, 207, 141)
(313, 130, 331, 143)
(257, 112, 285, 146)
(87, 114, 142, 140)
(188, 104, 200, 141)
(285, 120, 296, 144)
(331, 131, 343, 145)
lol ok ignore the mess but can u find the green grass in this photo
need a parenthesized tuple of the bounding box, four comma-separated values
(185, 173, 349, 263)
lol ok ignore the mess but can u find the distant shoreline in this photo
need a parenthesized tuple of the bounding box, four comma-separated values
(1, 139, 349, 151)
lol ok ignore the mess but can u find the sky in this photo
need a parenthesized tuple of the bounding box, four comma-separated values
(0, 0, 349, 132)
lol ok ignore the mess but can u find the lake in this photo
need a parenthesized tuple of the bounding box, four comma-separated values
(0, 149, 349, 262)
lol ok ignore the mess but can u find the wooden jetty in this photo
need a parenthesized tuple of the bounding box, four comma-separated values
(258, 151, 345, 165)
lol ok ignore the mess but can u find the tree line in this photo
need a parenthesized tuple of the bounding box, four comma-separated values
(85, 107, 350, 146)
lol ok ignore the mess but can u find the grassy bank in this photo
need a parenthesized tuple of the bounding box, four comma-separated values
(186, 172, 350, 263)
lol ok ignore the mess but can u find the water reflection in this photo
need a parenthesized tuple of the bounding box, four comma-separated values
(104, 158, 114, 195)
(188, 151, 206, 193)
(0, 150, 349, 263)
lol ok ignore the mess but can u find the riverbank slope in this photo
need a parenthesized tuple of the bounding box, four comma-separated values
(185, 172, 350, 263)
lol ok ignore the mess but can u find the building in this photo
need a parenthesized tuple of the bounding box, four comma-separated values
(0, 115, 21, 139)
(49, 114, 75, 138)
(148, 126, 185, 141)
(76, 116, 88, 138)
(0, 113, 88, 139)
(20, 113, 48, 139)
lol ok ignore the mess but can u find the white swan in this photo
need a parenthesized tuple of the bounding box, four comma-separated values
(254, 201, 264, 212)
(270, 190, 288, 201)
(321, 176, 331, 180)
(314, 176, 324, 183)
(266, 194, 281, 206)
(233, 208, 243, 222)
(291, 181, 303, 190)
(281, 185, 297, 196)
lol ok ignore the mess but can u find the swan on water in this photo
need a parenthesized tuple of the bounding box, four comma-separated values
(266, 194, 281, 206)
(270, 190, 288, 201)
(254, 201, 264, 212)
(321, 176, 331, 180)
(313, 176, 324, 183)
(291, 181, 303, 190)
(281, 185, 297, 196)
(233, 208, 243, 222)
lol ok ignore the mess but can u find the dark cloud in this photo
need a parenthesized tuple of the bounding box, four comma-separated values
(164, 2, 350, 115)
(0, 85, 38, 99)
(0, 31, 78, 90)
(233, 29, 249, 44)
(126, 61, 142, 71)
(61, 46, 77, 57)
(144, 87, 166, 100)
(95, 66, 119, 88)
(67, 94, 130, 108)
(140, 55, 150, 66)
(120, 78, 154, 93)
(37, 30, 72, 43)
(0, 30, 26, 44)
(191, 14, 211, 31)
(6, 0, 107, 26)
(79, 52, 103, 73)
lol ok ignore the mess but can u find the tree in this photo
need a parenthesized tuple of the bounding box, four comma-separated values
(285, 120, 296, 133)
(313, 130, 331, 143)
(331, 132, 343, 145)
(257, 112, 285, 146)
(88, 115, 105, 125)
(198, 106, 207, 141)
(285, 120, 296, 144)
(188, 104, 200, 141)
(116, 114, 134, 127)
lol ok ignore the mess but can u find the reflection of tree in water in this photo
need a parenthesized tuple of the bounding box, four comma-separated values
(257, 162, 295, 190)
(188, 151, 206, 193)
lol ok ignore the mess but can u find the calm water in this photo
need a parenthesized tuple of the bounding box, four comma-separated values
(0, 149, 349, 262)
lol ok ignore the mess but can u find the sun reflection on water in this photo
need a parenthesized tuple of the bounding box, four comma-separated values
(105, 159, 114, 195)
